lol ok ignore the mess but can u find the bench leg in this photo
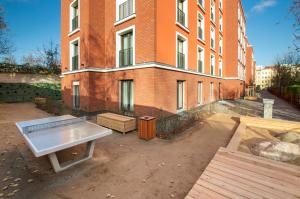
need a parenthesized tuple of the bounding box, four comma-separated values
(48, 141, 96, 173)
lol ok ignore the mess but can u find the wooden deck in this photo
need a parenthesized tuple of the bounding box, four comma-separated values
(186, 147, 300, 199)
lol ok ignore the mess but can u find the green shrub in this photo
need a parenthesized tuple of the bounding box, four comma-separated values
(288, 85, 300, 96)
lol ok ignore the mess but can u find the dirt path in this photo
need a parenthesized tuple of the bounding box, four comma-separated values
(0, 103, 237, 199)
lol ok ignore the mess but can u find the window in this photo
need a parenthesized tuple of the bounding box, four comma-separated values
(177, 81, 185, 110)
(219, 14, 223, 32)
(210, 82, 214, 102)
(219, 37, 223, 55)
(210, 54, 215, 75)
(70, 38, 79, 71)
(120, 32, 133, 67)
(116, 0, 134, 21)
(197, 47, 204, 73)
(197, 13, 205, 41)
(120, 80, 134, 112)
(73, 81, 80, 110)
(219, 0, 222, 9)
(70, 0, 79, 32)
(198, 0, 204, 8)
(218, 59, 222, 77)
(176, 33, 188, 69)
(210, 27, 215, 49)
(210, 0, 215, 22)
(177, 0, 188, 27)
(198, 82, 203, 105)
(116, 26, 135, 68)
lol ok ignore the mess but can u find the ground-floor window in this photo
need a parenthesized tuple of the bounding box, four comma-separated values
(198, 81, 203, 105)
(210, 82, 214, 102)
(177, 81, 185, 110)
(73, 81, 80, 109)
(121, 80, 134, 112)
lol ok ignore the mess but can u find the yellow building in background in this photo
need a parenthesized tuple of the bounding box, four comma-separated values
(256, 66, 275, 89)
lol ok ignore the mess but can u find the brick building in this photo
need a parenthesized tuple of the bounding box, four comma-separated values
(61, 0, 255, 117)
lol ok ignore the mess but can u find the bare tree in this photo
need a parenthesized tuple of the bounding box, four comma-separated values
(290, 0, 300, 51)
(37, 41, 61, 72)
(0, 5, 13, 58)
(21, 53, 42, 66)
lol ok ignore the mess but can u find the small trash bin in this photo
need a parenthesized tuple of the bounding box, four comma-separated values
(138, 116, 156, 140)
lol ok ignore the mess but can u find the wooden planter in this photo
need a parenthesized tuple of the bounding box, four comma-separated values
(138, 116, 156, 140)
(97, 113, 136, 134)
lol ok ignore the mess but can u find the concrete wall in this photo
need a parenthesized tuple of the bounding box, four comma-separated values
(0, 73, 60, 84)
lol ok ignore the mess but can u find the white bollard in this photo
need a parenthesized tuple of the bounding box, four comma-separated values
(263, 99, 275, 119)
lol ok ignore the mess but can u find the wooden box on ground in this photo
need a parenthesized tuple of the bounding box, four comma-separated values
(138, 116, 156, 140)
(97, 113, 136, 134)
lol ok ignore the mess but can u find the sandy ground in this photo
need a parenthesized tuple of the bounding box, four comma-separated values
(0, 103, 237, 199)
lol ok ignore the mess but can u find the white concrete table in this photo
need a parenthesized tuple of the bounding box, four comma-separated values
(16, 115, 112, 173)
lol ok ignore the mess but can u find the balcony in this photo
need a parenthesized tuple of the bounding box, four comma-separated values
(198, 27, 203, 40)
(177, 8, 185, 27)
(177, 52, 185, 69)
(72, 16, 79, 31)
(119, 48, 133, 67)
(72, 55, 79, 71)
(119, 0, 133, 21)
(198, 60, 203, 73)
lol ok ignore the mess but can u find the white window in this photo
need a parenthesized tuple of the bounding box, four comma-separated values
(198, 0, 204, 8)
(210, 27, 215, 49)
(116, 0, 135, 21)
(120, 80, 134, 112)
(219, 14, 223, 32)
(70, 38, 80, 71)
(210, 54, 215, 75)
(176, 32, 188, 69)
(70, 0, 80, 32)
(197, 46, 204, 73)
(219, 0, 222, 9)
(210, 0, 215, 22)
(116, 25, 135, 68)
(177, 81, 185, 111)
(219, 37, 223, 55)
(197, 12, 205, 41)
(73, 81, 80, 110)
(177, 0, 188, 27)
(198, 82, 203, 105)
(210, 82, 214, 102)
(218, 59, 222, 77)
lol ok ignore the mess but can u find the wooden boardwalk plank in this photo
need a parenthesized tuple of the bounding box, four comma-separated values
(186, 148, 300, 199)
(214, 153, 300, 186)
(206, 166, 298, 199)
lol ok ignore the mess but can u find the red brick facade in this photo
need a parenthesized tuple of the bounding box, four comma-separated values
(61, 0, 255, 116)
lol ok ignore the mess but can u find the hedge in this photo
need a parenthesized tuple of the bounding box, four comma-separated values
(0, 63, 61, 75)
(0, 83, 61, 102)
(287, 85, 300, 96)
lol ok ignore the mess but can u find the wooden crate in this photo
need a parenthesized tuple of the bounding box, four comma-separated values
(138, 116, 156, 140)
(97, 113, 136, 134)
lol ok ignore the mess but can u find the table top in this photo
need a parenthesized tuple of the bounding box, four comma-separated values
(16, 115, 112, 157)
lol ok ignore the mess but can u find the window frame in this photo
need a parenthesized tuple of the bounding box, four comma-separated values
(210, 0, 215, 22)
(210, 27, 215, 50)
(116, 25, 136, 68)
(177, 80, 185, 111)
(69, 37, 80, 71)
(210, 54, 215, 76)
(210, 82, 214, 102)
(73, 81, 80, 110)
(176, 0, 189, 28)
(197, 81, 203, 105)
(176, 32, 188, 70)
(116, 0, 136, 23)
(197, 12, 205, 41)
(120, 80, 134, 112)
(69, 0, 80, 34)
(197, 45, 205, 73)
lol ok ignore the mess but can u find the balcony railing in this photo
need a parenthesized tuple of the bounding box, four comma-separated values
(177, 8, 185, 26)
(198, 60, 203, 73)
(119, 48, 133, 67)
(198, 27, 203, 40)
(72, 15, 79, 31)
(72, 55, 79, 70)
(119, 0, 133, 20)
(177, 52, 185, 69)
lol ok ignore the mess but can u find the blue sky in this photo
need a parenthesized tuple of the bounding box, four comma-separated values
(1, 0, 296, 66)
